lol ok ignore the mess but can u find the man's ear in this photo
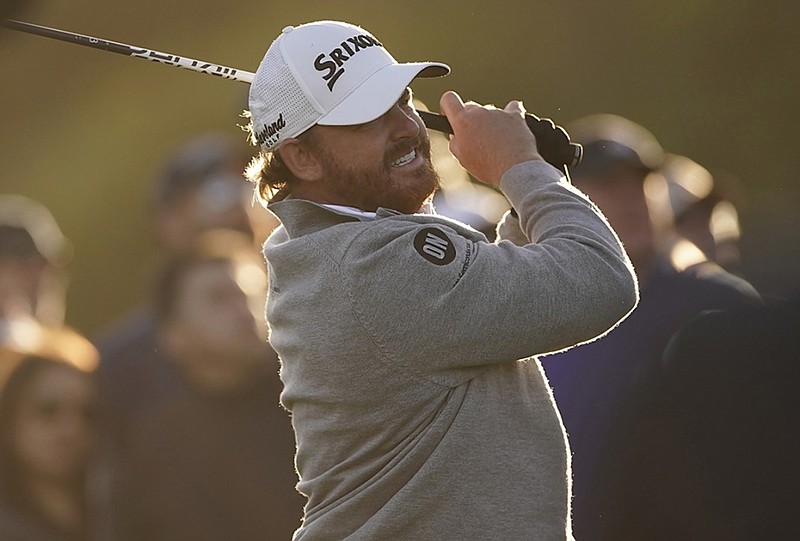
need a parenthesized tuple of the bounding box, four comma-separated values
(279, 138, 323, 182)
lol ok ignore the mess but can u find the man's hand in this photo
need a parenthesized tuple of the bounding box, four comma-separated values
(439, 91, 543, 186)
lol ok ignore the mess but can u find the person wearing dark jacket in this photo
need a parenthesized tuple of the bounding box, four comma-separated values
(106, 231, 303, 541)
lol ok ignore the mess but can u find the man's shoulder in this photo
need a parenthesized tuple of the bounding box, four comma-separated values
(357, 212, 487, 244)
(266, 204, 487, 261)
(332, 213, 484, 268)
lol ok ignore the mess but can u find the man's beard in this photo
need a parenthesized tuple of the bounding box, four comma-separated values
(313, 135, 440, 214)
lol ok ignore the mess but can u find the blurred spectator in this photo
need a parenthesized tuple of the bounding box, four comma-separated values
(92, 132, 278, 460)
(0, 322, 99, 541)
(0, 195, 72, 327)
(106, 230, 302, 541)
(150, 132, 276, 253)
(540, 114, 762, 540)
(662, 293, 800, 539)
(656, 153, 744, 275)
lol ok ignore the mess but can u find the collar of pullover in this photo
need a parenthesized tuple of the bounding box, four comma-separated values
(268, 199, 402, 238)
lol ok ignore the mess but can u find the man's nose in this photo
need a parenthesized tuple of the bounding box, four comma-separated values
(386, 104, 421, 141)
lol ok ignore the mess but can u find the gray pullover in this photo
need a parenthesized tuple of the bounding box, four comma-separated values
(264, 160, 638, 540)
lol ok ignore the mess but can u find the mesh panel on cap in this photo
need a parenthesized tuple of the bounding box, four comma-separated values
(250, 43, 320, 150)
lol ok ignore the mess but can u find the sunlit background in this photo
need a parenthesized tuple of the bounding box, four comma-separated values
(2, 0, 798, 334)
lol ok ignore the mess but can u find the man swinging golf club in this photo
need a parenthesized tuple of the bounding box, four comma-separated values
(244, 20, 638, 540)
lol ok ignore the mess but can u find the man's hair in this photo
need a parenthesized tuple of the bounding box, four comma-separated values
(242, 111, 315, 204)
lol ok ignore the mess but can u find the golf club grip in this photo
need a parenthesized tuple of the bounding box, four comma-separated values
(419, 110, 582, 172)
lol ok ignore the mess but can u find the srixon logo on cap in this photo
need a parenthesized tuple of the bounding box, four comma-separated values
(255, 113, 286, 147)
(314, 34, 384, 91)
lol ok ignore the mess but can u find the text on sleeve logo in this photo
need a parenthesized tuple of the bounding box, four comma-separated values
(413, 228, 456, 265)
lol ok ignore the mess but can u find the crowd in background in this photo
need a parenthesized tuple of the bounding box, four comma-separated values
(1, 110, 798, 540)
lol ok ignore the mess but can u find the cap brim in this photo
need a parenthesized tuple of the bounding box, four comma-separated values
(316, 62, 449, 127)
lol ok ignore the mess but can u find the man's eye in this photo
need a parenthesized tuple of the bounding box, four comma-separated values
(398, 89, 413, 107)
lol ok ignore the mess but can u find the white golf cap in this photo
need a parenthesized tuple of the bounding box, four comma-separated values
(248, 21, 450, 150)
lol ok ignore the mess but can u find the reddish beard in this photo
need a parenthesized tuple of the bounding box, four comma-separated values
(312, 136, 440, 214)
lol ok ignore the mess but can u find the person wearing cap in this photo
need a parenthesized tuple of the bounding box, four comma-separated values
(539, 114, 762, 539)
(0, 195, 71, 329)
(149, 132, 278, 253)
(659, 153, 744, 276)
(242, 21, 638, 539)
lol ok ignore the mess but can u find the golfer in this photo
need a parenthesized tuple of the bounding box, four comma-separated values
(244, 20, 638, 540)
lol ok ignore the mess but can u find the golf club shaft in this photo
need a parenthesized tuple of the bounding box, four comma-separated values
(4, 19, 254, 82)
(4, 19, 581, 169)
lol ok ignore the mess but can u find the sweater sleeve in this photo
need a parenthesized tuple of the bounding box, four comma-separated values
(339, 160, 638, 383)
(495, 210, 528, 246)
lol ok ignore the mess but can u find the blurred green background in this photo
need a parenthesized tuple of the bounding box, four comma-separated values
(2, 0, 798, 335)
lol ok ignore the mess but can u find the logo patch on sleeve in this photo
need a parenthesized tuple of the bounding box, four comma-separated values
(413, 228, 456, 265)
